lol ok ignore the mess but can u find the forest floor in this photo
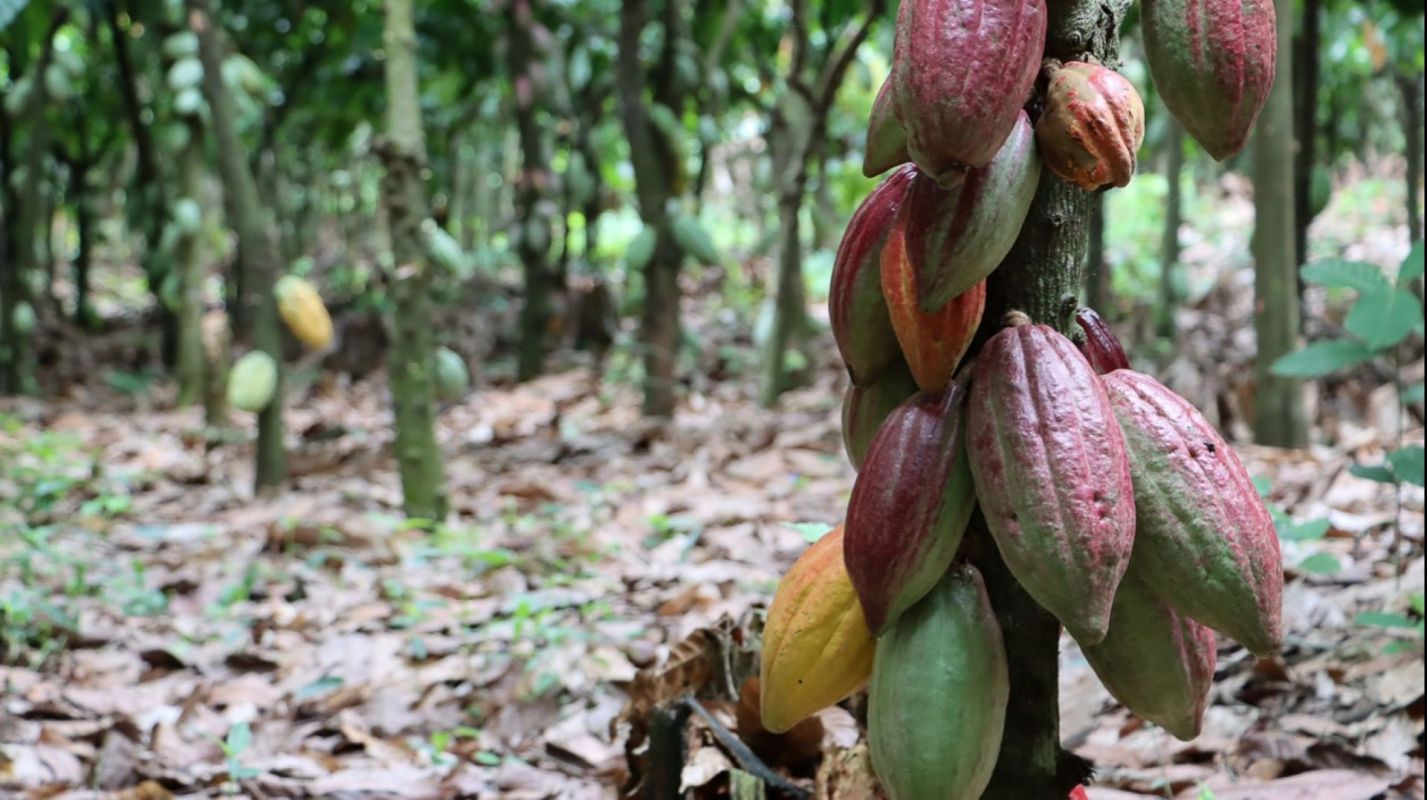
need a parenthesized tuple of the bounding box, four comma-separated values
(2, 168, 1425, 799)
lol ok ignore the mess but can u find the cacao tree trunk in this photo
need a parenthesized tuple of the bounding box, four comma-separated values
(1399, 70, 1423, 247)
(70, 158, 97, 329)
(1156, 119, 1185, 340)
(1293, 0, 1320, 330)
(380, 0, 449, 520)
(1251, 0, 1307, 448)
(189, 0, 288, 491)
(508, 0, 557, 382)
(1084, 191, 1109, 314)
(176, 118, 208, 408)
(760, 185, 809, 406)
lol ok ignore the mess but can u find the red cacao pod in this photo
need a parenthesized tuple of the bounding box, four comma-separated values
(880, 222, 987, 393)
(844, 384, 975, 635)
(966, 316, 1136, 644)
(842, 360, 919, 471)
(1074, 306, 1131, 374)
(1143, 0, 1276, 161)
(864, 76, 911, 178)
(1078, 575, 1216, 741)
(891, 0, 1047, 183)
(1036, 61, 1145, 191)
(897, 112, 1041, 312)
(1102, 370, 1283, 656)
(830, 165, 917, 385)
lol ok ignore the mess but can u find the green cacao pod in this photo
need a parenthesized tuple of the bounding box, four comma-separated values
(841, 359, 919, 471)
(227, 351, 278, 413)
(844, 384, 975, 634)
(434, 347, 470, 402)
(275, 275, 334, 350)
(671, 213, 721, 265)
(11, 302, 35, 335)
(863, 76, 910, 178)
(869, 564, 1008, 800)
(1102, 370, 1283, 656)
(1142, 0, 1276, 161)
(1036, 61, 1145, 191)
(966, 314, 1136, 644)
(891, 0, 1047, 183)
(1079, 575, 1216, 741)
(624, 227, 657, 271)
(896, 111, 1041, 312)
(830, 164, 916, 385)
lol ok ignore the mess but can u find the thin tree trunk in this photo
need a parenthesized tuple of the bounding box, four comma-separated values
(760, 187, 808, 405)
(508, 0, 556, 381)
(380, 0, 448, 520)
(1399, 71, 1423, 246)
(176, 118, 208, 407)
(1252, 0, 1307, 448)
(189, 0, 288, 490)
(72, 161, 96, 328)
(1157, 119, 1185, 340)
(1293, 0, 1320, 271)
(1084, 191, 1109, 313)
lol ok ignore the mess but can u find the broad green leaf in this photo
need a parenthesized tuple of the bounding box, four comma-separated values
(1354, 611, 1419, 629)
(1344, 288, 1423, 350)
(1270, 340, 1376, 377)
(1297, 552, 1341, 575)
(1300, 259, 1390, 292)
(1252, 475, 1272, 496)
(1406, 383, 1426, 405)
(0, 0, 28, 32)
(1276, 516, 1331, 541)
(1349, 463, 1398, 484)
(787, 522, 835, 543)
(1387, 446, 1425, 487)
(1400, 240, 1425, 285)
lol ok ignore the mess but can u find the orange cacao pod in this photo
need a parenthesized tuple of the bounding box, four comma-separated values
(1036, 61, 1145, 191)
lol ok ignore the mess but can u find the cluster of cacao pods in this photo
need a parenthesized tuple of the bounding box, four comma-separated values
(761, 1, 1282, 796)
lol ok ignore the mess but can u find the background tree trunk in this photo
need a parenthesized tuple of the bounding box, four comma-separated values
(1399, 71, 1423, 246)
(508, 0, 557, 381)
(1293, 0, 1320, 274)
(1084, 191, 1109, 314)
(1157, 119, 1185, 340)
(176, 118, 208, 407)
(1252, 0, 1307, 448)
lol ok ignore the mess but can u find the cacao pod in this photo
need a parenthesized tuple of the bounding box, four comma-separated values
(227, 351, 278, 413)
(863, 77, 910, 177)
(11, 301, 35, 335)
(1102, 370, 1283, 656)
(1074, 306, 1131, 374)
(868, 564, 1008, 800)
(434, 347, 470, 402)
(844, 384, 975, 634)
(841, 359, 919, 471)
(1078, 574, 1216, 741)
(1036, 61, 1145, 191)
(760, 525, 876, 734)
(966, 315, 1136, 644)
(830, 164, 916, 385)
(274, 275, 334, 350)
(891, 0, 1047, 183)
(880, 223, 986, 393)
(1142, 0, 1276, 161)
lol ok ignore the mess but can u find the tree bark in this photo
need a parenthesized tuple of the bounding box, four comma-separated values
(189, 0, 288, 490)
(380, 0, 448, 520)
(1084, 191, 1109, 313)
(176, 117, 208, 407)
(1157, 119, 1185, 340)
(508, 0, 557, 381)
(1293, 0, 1320, 273)
(1399, 71, 1423, 246)
(1251, 0, 1307, 448)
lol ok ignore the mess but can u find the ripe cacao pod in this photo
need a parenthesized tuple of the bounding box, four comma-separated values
(1036, 61, 1145, 191)
(891, 0, 1047, 183)
(434, 347, 470, 402)
(844, 385, 976, 634)
(1078, 574, 1216, 741)
(841, 359, 919, 471)
(274, 275, 334, 350)
(1142, 0, 1276, 161)
(227, 351, 278, 413)
(966, 315, 1136, 644)
(1102, 370, 1283, 655)
(864, 77, 910, 178)
(760, 525, 876, 734)
(830, 164, 917, 385)
(868, 564, 1008, 800)
(896, 112, 1041, 312)
(1074, 306, 1131, 374)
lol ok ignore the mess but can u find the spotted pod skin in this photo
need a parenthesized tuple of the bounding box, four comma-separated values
(1078, 574, 1217, 741)
(1074, 306, 1131, 374)
(864, 77, 911, 178)
(841, 359, 920, 471)
(760, 524, 877, 734)
(830, 165, 918, 385)
(1036, 62, 1145, 191)
(891, 0, 1047, 184)
(966, 319, 1136, 644)
(1102, 369, 1283, 656)
(1142, 0, 1276, 161)
(844, 385, 975, 635)
(868, 564, 1008, 800)
(897, 112, 1041, 313)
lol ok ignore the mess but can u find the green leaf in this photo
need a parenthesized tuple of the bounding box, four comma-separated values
(1276, 516, 1331, 541)
(1252, 475, 1272, 497)
(1405, 383, 1426, 405)
(1354, 611, 1420, 629)
(0, 0, 26, 31)
(1270, 340, 1377, 377)
(788, 522, 834, 543)
(1301, 259, 1390, 292)
(1400, 240, 1425, 285)
(1349, 462, 1398, 484)
(1297, 552, 1341, 575)
(1387, 446, 1425, 487)
(1344, 288, 1423, 350)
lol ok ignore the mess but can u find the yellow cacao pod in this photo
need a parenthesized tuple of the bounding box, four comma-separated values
(275, 275, 333, 350)
(760, 524, 875, 734)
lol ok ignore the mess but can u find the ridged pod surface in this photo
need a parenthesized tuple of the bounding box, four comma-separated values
(228, 351, 278, 413)
(1078, 575, 1217, 740)
(275, 275, 334, 350)
(1142, 0, 1277, 160)
(1036, 62, 1145, 191)
(966, 318, 1136, 644)
(1074, 306, 1131, 374)
(841, 360, 919, 471)
(1102, 370, 1283, 655)
(891, 0, 1047, 183)
(868, 565, 1008, 800)
(760, 525, 876, 734)
(864, 77, 911, 178)
(897, 112, 1041, 312)
(845, 386, 975, 634)
(830, 165, 917, 385)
